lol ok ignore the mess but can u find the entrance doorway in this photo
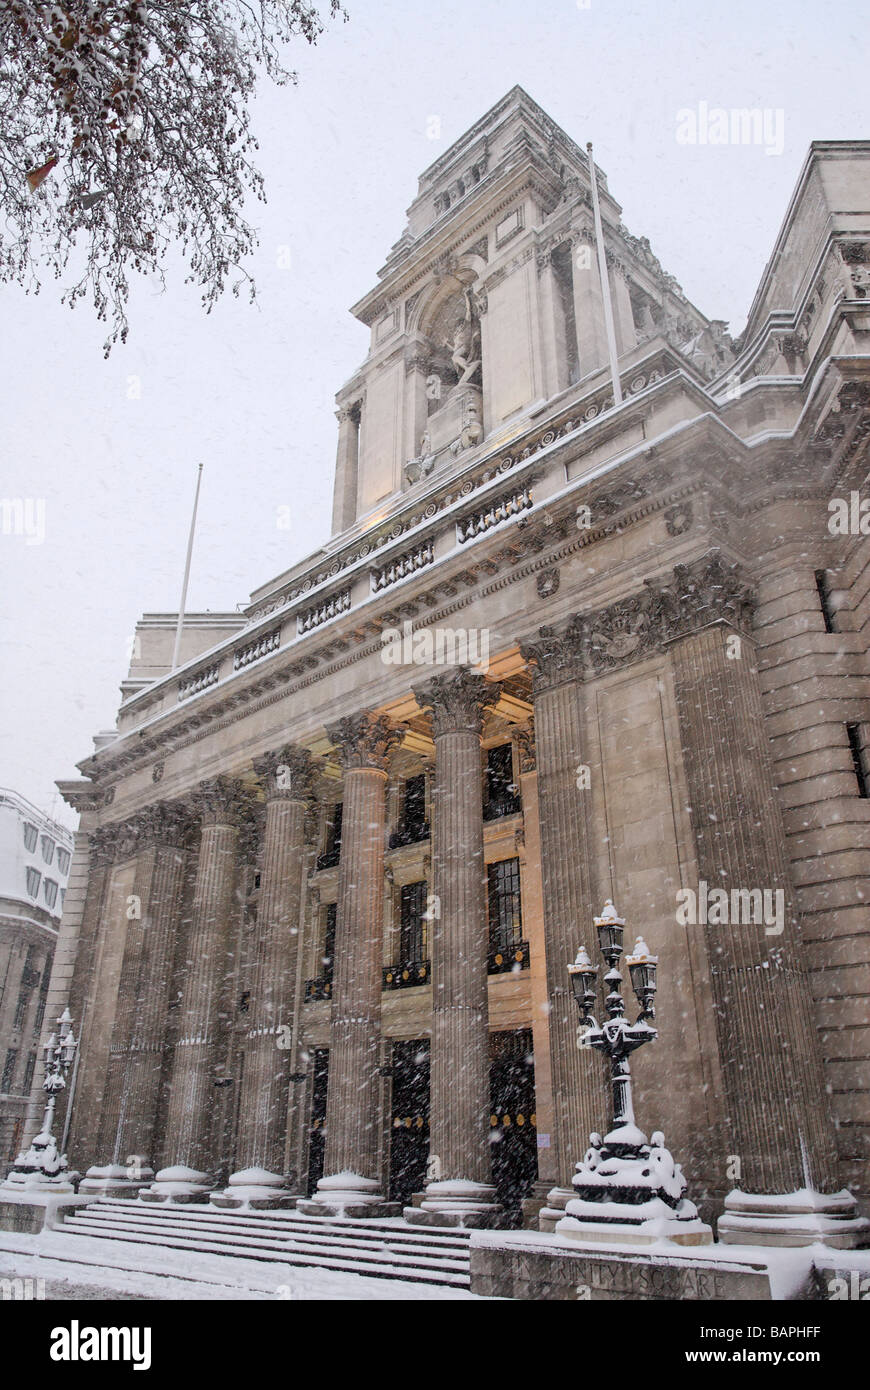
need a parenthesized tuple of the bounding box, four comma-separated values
(489, 1028, 537, 1223)
(388, 1039, 430, 1206)
(305, 1047, 329, 1196)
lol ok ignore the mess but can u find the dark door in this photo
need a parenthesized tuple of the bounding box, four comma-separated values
(306, 1048, 329, 1196)
(389, 1039, 430, 1206)
(489, 1029, 537, 1224)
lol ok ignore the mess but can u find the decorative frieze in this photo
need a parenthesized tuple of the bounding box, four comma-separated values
(297, 588, 352, 635)
(522, 553, 754, 686)
(233, 627, 281, 670)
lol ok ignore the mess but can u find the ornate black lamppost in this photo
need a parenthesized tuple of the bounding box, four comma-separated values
(560, 901, 712, 1245)
(2, 1009, 78, 1190)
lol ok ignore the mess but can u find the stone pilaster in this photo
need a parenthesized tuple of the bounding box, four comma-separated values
(157, 777, 247, 1182)
(405, 668, 503, 1228)
(233, 747, 312, 1184)
(302, 714, 400, 1216)
(519, 631, 603, 1227)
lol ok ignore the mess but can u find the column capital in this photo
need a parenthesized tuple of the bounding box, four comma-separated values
(135, 800, 194, 849)
(193, 775, 250, 827)
(413, 667, 502, 737)
(89, 823, 121, 865)
(253, 745, 315, 802)
(520, 625, 584, 692)
(325, 713, 402, 771)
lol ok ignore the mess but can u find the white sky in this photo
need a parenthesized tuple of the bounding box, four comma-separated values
(1, 0, 866, 828)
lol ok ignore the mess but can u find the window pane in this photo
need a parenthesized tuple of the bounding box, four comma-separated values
(399, 881, 427, 961)
(57, 848, 71, 875)
(23, 823, 38, 853)
(44, 879, 58, 909)
(25, 866, 41, 897)
(40, 835, 55, 864)
(488, 858, 523, 950)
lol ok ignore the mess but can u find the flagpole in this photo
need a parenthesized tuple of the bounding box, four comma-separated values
(586, 142, 623, 408)
(171, 463, 203, 673)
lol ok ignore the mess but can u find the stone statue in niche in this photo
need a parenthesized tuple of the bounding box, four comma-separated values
(449, 286, 482, 387)
(450, 394, 484, 454)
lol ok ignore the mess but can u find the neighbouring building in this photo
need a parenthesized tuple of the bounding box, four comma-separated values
(31, 88, 870, 1242)
(0, 789, 72, 1175)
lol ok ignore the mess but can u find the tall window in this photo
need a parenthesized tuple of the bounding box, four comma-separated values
(399, 882, 428, 963)
(391, 775, 428, 846)
(13, 987, 29, 1030)
(40, 835, 55, 864)
(22, 1052, 36, 1094)
(22, 822, 37, 853)
(317, 803, 343, 869)
(56, 847, 71, 875)
(488, 859, 523, 953)
(2, 1049, 18, 1093)
(25, 867, 40, 897)
(484, 744, 521, 820)
(43, 879, 59, 910)
(322, 902, 337, 982)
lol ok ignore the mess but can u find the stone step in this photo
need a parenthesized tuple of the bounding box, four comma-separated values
(68, 1209, 471, 1268)
(61, 1203, 472, 1288)
(87, 1198, 472, 1250)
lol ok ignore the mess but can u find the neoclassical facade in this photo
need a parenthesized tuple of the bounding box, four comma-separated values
(31, 88, 870, 1240)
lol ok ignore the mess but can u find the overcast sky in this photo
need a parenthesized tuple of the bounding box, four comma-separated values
(1, 0, 866, 829)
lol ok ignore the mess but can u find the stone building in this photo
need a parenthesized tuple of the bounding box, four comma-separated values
(1, 789, 73, 1174)
(33, 88, 870, 1241)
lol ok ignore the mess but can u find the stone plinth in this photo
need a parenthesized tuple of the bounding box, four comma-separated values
(210, 1168, 298, 1211)
(405, 1180, 503, 1229)
(470, 1230, 774, 1301)
(138, 1165, 212, 1204)
(719, 1188, 870, 1249)
(0, 1191, 93, 1233)
(297, 1172, 400, 1219)
(79, 1163, 155, 1198)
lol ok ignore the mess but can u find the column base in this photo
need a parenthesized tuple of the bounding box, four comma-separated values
(404, 1180, 503, 1229)
(79, 1163, 156, 1198)
(295, 1171, 400, 1219)
(210, 1168, 300, 1210)
(538, 1186, 575, 1233)
(138, 1165, 213, 1204)
(718, 1187, 870, 1249)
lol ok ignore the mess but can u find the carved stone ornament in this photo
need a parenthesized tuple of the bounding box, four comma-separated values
(253, 745, 314, 802)
(522, 552, 754, 685)
(536, 567, 560, 598)
(325, 713, 403, 772)
(413, 667, 502, 737)
(136, 800, 192, 849)
(514, 723, 537, 774)
(193, 775, 251, 828)
(664, 502, 693, 537)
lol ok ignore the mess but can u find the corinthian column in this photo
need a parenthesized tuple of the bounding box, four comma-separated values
(518, 629, 603, 1230)
(656, 555, 867, 1246)
(218, 746, 312, 1209)
(86, 802, 189, 1193)
(405, 668, 503, 1228)
(144, 777, 247, 1201)
(301, 713, 400, 1217)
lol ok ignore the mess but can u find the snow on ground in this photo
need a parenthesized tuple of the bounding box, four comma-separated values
(0, 1230, 489, 1301)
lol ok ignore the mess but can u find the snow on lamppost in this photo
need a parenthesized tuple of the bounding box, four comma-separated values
(2, 1009, 79, 1192)
(557, 901, 713, 1246)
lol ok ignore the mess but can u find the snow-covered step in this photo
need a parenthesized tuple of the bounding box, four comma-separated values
(60, 1200, 472, 1288)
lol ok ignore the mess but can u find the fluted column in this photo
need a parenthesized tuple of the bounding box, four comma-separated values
(158, 777, 246, 1181)
(89, 804, 190, 1186)
(304, 713, 400, 1215)
(519, 631, 603, 1227)
(234, 746, 312, 1180)
(667, 622, 867, 1243)
(405, 668, 503, 1228)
